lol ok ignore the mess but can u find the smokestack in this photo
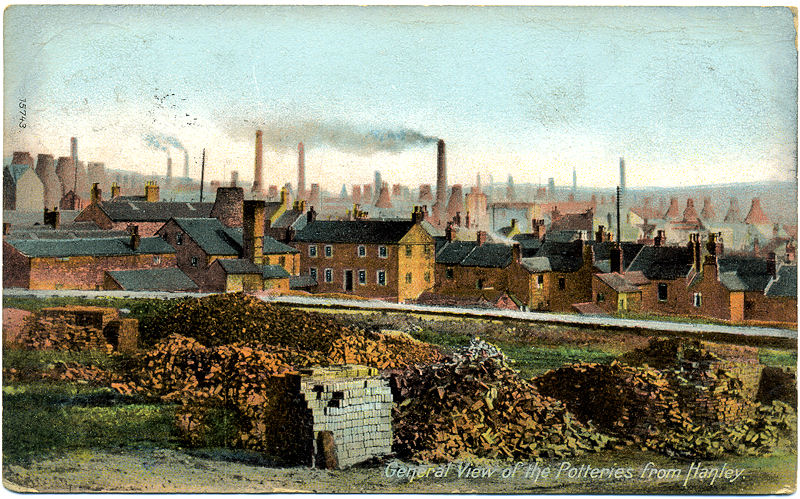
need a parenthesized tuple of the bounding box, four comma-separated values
(230, 170, 239, 187)
(572, 168, 577, 193)
(375, 181, 392, 209)
(297, 142, 305, 200)
(619, 157, 626, 195)
(70, 137, 78, 195)
(308, 183, 320, 207)
(252, 130, 263, 194)
(436, 139, 447, 209)
(242, 200, 265, 264)
(166, 156, 173, 180)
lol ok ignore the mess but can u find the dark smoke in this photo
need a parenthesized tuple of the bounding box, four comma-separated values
(229, 119, 438, 155)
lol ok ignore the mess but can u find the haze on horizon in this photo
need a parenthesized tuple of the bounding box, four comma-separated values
(4, 6, 797, 192)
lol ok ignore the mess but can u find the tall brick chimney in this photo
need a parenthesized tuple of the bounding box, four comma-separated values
(144, 181, 159, 202)
(297, 142, 305, 200)
(435, 139, 446, 216)
(166, 156, 173, 181)
(242, 200, 265, 265)
(252, 130, 264, 194)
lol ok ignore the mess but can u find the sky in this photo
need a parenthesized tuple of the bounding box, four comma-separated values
(4, 6, 797, 192)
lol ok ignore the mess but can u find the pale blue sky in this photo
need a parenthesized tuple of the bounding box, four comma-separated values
(4, 6, 797, 190)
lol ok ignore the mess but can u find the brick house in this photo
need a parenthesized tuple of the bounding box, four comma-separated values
(4, 229, 177, 290)
(205, 259, 290, 293)
(625, 240, 695, 316)
(75, 198, 214, 236)
(155, 213, 299, 292)
(433, 230, 525, 306)
(518, 239, 595, 312)
(292, 209, 435, 302)
(591, 271, 647, 313)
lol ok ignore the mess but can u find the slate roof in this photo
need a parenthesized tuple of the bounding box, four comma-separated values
(262, 265, 290, 279)
(95, 200, 214, 222)
(765, 264, 797, 298)
(6, 236, 176, 258)
(544, 230, 582, 243)
(105, 268, 199, 291)
(8, 229, 130, 240)
(595, 273, 641, 293)
(512, 234, 544, 258)
(590, 242, 644, 269)
(521, 257, 552, 273)
(290, 275, 318, 289)
(626, 246, 693, 280)
(4, 209, 80, 227)
(172, 218, 298, 256)
(550, 212, 593, 232)
(436, 241, 514, 268)
(294, 220, 417, 244)
(172, 218, 241, 256)
(535, 241, 585, 273)
(216, 259, 261, 275)
(272, 209, 305, 229)
(717, 256, 773, 292)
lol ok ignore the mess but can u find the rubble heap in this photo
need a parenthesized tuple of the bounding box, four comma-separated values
(391, 338, 612, 462)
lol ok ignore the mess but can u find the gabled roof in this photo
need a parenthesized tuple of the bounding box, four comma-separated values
(521, 257, 552, 273)
(590, 241, 644, 269)
(460, 243, 513, 268)
(544, 230, 582, 243)
(290, 275, 317, 289)
(626, 245, 693, 280)
(718, 256, 773, 292)
(436, 240, 477, 265)
(171, 218, 241, 256)
(8, 229, 129, 240)
(105, 268, 199, 291)
(512, 234, 544, 257)
(216, 258, 261, 275)
(6, 236, 175, 258)
(294, 220, 417, 244)
(550, 211, 593, 232)
(595, 272, 642, 293)
(765, 264, 797, 298)
(272, 209, 305, 229)
(535, 241, 584, 273)
(94, 200, 214, 222)
(262, 264, 290, 279)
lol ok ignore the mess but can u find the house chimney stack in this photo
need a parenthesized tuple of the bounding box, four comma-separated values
(111, 182, 120, 199)
(128, 225, 140, 250)
(144, 181, 159, 202)
(512, 242, 521, 264)
(90, 183, 101, 204)
(297, 142, 305, 200)
(43, 207, 61, 230)
(477, 230, 487, 246)
(445, 223, 454, 242)
(252, 130, 264, 194)
(307, 206, 317, 224)
(654, 230, 665, 247)
(531, 219, 546, 240)
(767, 252, 777, 278)
(242, 200, 265, 265)
(595, 225, 605, 243)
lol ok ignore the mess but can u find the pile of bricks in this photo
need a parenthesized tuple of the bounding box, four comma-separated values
(298, 366, 393, 469)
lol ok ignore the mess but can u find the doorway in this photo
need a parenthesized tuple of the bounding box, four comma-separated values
(344, 270, 353, 291)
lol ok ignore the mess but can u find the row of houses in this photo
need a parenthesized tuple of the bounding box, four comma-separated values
(3, 185, 796, 326)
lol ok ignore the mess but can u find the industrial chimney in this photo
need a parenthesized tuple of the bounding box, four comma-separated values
(166, 156, 173, 181)
(619, 157, 626, 195)
(252, 130, 263, 194)
(435, 139, 447, 210)
(297, 142, 305, 201)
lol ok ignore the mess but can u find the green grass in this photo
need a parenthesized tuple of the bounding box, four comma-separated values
(759, 348, 798, 368)
(2, 382, 178, 463)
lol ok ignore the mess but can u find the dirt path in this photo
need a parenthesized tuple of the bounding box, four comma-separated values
(2, 308, 31, 345)
(3, 448, 795, 494)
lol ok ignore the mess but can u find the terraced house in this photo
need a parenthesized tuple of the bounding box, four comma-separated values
(292, 209, 435, 302)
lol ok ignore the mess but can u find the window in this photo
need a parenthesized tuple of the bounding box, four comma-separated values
(405, 272, 413, 284)
(477, 279, 485, 289)
(325, 268, 333, 283)
(446, 267, 454, 279)
(424, 271, 431, 283)
(658, 283, 668, 301)
(279, 256, 286, 266)
(377, 270, 386, 286)
(176, 233, 183, 245)
(324, 245, 333, 258)
(424, 245, 432, 257)
(358, 245, 366, 257)
(597, 292, 605, 303)
(191, 256, 198, 267)
(405, 245, 412, 257)
(537, 275, 544, 289)
(56, 257, 70, 262)
(558, 277, 566, 290)
(153, 255, 161, 265)
(309, 268, 317, 281)
(358, 269, 366, 285)
(693, 292, 702, 307)
(309, 245, 318, 257)
(378, 246, 388, 258)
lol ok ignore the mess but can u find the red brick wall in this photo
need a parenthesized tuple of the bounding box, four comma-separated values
(3, 241, 30, 288)
(295, 242, 400, 300)
(27, 253, 177, 290)
(743, 292, 797, 324)
(591, 276, 621, 314)
(156, 220, 222, 291)
(687, 263, 732, 321)
(111, 222, 165, 237)
(73, 203, 113, 229)
(640, 278, 690, 316)
(434, 264, 512, 295)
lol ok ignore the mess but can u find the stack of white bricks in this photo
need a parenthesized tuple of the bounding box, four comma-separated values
(298, 365, 393, 469)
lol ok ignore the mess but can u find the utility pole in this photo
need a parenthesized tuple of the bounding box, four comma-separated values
(616, 185, 621, 243)
(199, 149, 206, 202)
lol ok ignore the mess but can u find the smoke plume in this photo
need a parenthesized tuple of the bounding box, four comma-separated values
(230, 119, 438, 155)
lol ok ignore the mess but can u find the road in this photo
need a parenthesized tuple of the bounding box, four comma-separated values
(4, 288, 796, 341)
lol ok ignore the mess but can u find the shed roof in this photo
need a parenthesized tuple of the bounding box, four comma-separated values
(6, 236, 175, 258)
(105, 268, 199, 291)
